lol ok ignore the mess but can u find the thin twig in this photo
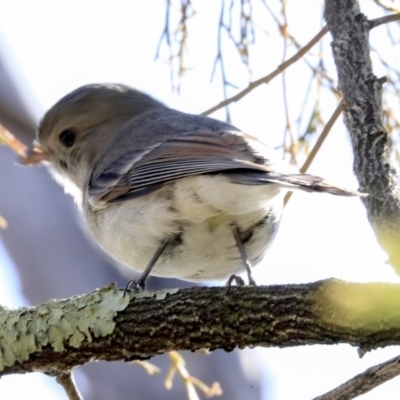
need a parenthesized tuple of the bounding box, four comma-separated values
(176, 0, 195, 80)
(284, 99, 343, 206)
(313, 354, 400, 400)
(0, 124, 27, 157)
(369, 12, 400, 29)
(165, 351, 222, 400)
(202, 12, 400, 117)
(265, 0, 337, 97)
(374, 0, 400, 13)
(56, 372, 82, 400)
(280, 0, 297, 164)
(211, 0, 232, 121)
(202, 25, 329, 116)
(0, 124, 29, 228)
(154, 0, 172, 61)
(132, 360, 161, 375)
(154, 0, 195, 92)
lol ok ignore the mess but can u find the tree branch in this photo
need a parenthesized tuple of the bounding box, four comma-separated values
(325, 2, 400, 273)
(3, 280, 400, 376)
(201, 12, 399, 118)
(284, 99, 344, 206)
(368, 13, 400, 29)
(314, 354, 400, 400)
(201, 25, 329, 116)
(56, 372, 83, 400)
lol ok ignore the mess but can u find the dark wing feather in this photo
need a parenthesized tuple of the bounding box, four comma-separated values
(88, 130, 362, 203)
(89, 130, 272, 203)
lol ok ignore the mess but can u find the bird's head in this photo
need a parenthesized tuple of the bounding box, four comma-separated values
(22, 83, 165, 201)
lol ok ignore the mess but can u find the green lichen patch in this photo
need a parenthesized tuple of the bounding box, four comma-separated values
(0, 283, 129, 370)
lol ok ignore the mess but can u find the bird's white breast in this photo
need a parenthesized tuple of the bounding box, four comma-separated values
(85, 175, 283, 282)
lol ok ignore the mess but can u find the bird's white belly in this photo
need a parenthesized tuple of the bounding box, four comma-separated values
(156, 209, 281, 281)
(85, 175, 283, 282)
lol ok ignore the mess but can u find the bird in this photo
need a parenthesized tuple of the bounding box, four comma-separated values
(22, 83, 362, 289)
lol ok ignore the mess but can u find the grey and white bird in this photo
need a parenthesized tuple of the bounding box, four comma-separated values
(23, 84, 361, 288)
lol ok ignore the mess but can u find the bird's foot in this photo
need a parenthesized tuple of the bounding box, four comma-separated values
(123, 278, 146, 297)
(226, 274, 245, 287)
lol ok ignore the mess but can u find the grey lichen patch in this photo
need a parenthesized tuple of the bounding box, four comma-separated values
(314, 279, 400, 331)
(0, 283, 129, 371)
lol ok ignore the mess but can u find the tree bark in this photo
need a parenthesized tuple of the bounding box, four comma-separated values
(2, 280, 400, 376)
(325, 0, 400, 272)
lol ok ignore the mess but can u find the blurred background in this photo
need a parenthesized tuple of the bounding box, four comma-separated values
(0, 1, 400, 399)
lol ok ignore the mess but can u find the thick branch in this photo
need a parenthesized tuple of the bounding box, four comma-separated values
(2, 280, 400, 376)
(324, 2, 400, 271)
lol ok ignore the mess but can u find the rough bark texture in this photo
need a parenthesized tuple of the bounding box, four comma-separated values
(3, 280, 400, 377)
(324, 0, 400, 271)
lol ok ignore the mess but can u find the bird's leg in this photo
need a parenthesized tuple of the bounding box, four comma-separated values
(226, 274, 245, 287)
(124, 239, 170, 294)
(229, 226, 257, 286)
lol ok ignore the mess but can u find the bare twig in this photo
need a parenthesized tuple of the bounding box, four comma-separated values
(211, 0, 258, 120)
(202, 25, 329, 116)
(265, 0, 337, 98)
(165, 351, 222, 399)
(284, 100, 344, 206)
(132, 360, 161, 375)
(0, 124, 27, 157)
(220, 0, 255, 68)
(154, 0, 195, 92)
(202, 12, 400, 117)
(176, 0, 195, 80)
(56, 372, 82, 400)
(134, 350, 221, 400)
(154, 0, 172, 60)
(313, 354, 400, 400)
(211, 0, 233, 121)
(369, 12, 400, 29)
(0, 124, 29, 228)
(373, 0, 400, 13)
(279, 0, 297, 164)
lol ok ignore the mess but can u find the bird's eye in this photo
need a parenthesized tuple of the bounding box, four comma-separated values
(59, 129, 76, 147)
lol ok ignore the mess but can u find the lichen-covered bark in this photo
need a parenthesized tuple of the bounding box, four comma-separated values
(324, 0, 400, 271)
(0, 283, 129, 374)
(3, 281, 400, 376)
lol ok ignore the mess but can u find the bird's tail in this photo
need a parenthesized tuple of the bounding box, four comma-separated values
(231, 172, 366, 197)
(267, 173, 365, 196)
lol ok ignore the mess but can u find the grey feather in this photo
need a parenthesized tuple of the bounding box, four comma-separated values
(89, 123, 364, 202)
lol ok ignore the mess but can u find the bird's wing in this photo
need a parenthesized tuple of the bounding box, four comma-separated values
(88, 130, 278, 203)
(89, 129, 361, 203)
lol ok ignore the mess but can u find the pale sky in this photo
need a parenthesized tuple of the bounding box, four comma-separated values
(0, 1, 399, 399)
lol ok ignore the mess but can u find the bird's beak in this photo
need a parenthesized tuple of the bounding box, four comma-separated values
(19, 145, 48, 165)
